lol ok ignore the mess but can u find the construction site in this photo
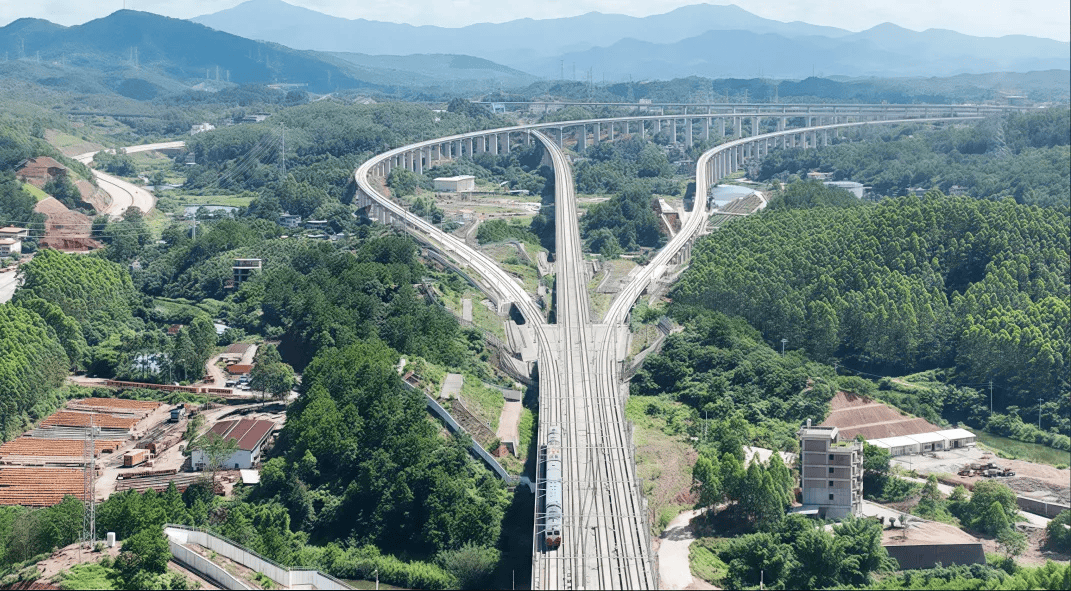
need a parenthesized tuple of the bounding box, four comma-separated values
(0, 396, 286, 508)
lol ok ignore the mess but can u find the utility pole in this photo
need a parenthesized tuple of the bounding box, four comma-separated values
(989, 380, 993, 414)
(781, 338, 788, 357)
(81, 416, 98, 550)
(1038, 398, 1043, 430)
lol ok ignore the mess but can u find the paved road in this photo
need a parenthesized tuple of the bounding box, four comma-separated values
(0, 270, 18, 304)
(74, 141, 185, 217)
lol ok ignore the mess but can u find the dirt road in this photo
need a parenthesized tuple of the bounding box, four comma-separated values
(658, 509, 717, 590)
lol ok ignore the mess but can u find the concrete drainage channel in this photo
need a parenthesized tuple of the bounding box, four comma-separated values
(164, 525, 352, 590)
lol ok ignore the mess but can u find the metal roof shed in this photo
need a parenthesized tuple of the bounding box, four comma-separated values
(907, 431, 949, 451)
(936, 428, 976, 449)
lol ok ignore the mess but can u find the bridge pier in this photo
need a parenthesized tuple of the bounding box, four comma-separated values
(735, 117, 743, 137)
(719, 117, 726, 137)
(685, 118, 693, 147)
(703, 117, 710, 141)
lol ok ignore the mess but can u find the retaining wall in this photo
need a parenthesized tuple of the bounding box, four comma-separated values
(1017, 496, 1070, 518)
(169, 539, 252, 590)
(165, 526, 351, 589)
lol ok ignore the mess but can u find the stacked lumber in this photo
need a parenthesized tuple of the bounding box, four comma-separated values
(0, 467, 85, 506)
(0, 438, 123, 460)
(114, 473, 209, 494)
(42, 411, 140, 431)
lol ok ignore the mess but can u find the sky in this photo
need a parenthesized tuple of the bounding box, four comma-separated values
(2, 0, 1069, 42)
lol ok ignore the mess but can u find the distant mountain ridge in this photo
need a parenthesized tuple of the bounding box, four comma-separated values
(0, 10, 535, 97)
(192, 0, 1071, 80)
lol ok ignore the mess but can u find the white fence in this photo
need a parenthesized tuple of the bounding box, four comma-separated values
(165, 525, 352, 590)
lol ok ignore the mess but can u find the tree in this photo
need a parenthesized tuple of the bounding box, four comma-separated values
(436, 543, 500, 589)
(387, 168, 419, 197)
(966, 480, 1018, 535)
(114, 528, 172, 589)
(692, 453, 722, 508)
(249, 361, 296, 402)
(1045, 510, 1071, 553)
(192, 432, 239, 475)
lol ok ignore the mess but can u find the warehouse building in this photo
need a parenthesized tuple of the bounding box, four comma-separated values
(433, 175, 476, 193)
(191, 419, 275, 470)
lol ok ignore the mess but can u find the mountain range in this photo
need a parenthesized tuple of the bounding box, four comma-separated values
(192, 0, 1070, 80)
(0, 10, 537, 98)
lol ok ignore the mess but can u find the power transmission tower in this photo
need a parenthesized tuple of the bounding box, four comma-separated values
(81, 417, 98, 549)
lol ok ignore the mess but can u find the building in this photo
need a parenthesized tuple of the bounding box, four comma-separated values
(798, 420, 863, 519)
(0, 227, 30, 240)
(0, 238, 21, 256)
(190, 122, 215, 135)
(15, 157, 68, 187)
(824, 180, 865, 198)
(279, 213, 302, 229)
(225, 364, 254, 376)
(232, 258, 262, 286)
(935, 428, 976, 450)
(190, 419, 275, 470)
(433, 175, 476, 193)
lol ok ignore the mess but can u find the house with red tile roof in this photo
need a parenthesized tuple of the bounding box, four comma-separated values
(191, 419, 275, 470)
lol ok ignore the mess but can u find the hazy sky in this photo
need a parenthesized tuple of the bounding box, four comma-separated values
(3, 0, 1069, 42)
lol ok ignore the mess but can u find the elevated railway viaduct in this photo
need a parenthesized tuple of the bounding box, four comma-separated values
(352, 106, 998, 588)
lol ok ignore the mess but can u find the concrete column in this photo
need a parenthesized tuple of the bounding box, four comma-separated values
(735, 117, 743, 137)
(703, 117, 711, 141)
(752, 117, 759, 136)
(673, 119, 678, 144)
(778, 117, 786, 131)
(558, 127, 564, 147)
(685, 118, 693, 147)
(578, 125, 587, 151)
(655, 119, 661, 134)
(594, 122, 601, 144)
(640, 120, 646, 140)
(502, 132, 510, 154)
(719, 118, 726, 137)
(416, 150, 423, 175)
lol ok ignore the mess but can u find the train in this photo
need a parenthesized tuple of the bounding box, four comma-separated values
(545, 425, 563, 549)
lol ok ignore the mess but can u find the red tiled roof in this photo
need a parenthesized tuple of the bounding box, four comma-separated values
(236, 419, 274, 451)
(225, 343, 255, 354)
(206, 419, 275, 451)
(226, 364, 254, 374)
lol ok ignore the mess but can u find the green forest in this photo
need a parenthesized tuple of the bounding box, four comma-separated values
(759, 109, 1070, 207)
(672, 190, 1070, 438)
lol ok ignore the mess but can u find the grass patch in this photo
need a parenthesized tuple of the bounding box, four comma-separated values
(57, 561, 115, 590)
(626, 396, 697, 536)
(689, 538, 728, 586)
(174, 194, 254, 208)
(460, 376, 504, 432)
(153, 297, 225, 321)
(518, 408, 534, 461)
(656, 503, 688, 535)
(975, 432, 1071, 467)
(587, 272, 610, 322)
(21, 182, 49, 202)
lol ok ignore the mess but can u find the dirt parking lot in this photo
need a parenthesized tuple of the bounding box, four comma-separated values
(894, 445, 1070, 504)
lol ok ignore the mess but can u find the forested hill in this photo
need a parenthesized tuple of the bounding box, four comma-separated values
(759, 109, 1071, 207)
(0, 10, 388, 96)
(672, 192, 1070, 433)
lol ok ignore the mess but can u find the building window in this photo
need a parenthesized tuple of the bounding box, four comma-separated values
(829, 493, 834, 501)
(828, 454, 834, 461)
(829, 467, 834, 474)
(828, 480, 834, 487)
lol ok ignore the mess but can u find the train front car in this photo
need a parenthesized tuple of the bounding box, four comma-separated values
(545, 425, 563, 549)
